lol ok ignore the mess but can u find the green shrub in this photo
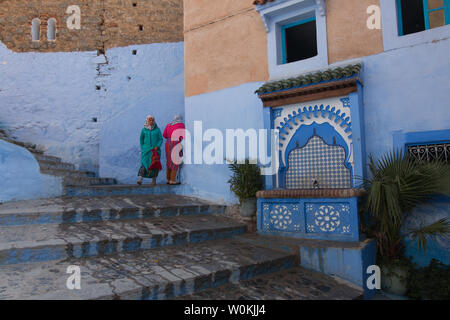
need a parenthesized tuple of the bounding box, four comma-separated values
(362, 151, 450, 264)
(407, 259, 450, 300)
(227, 159, 263, 203)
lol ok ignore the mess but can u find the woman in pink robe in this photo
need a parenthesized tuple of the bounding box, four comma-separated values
(163, 115, 185, 184)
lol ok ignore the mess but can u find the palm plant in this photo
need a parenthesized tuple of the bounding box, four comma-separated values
(362, 150, 450, 264)
(227, 159, 262, 203)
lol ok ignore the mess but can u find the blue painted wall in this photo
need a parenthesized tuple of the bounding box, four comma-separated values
(183, 33, 450, 265)
(0, 139, 62, 202)
(362, 38, 450, 162)
(0, 42, 102, 173)
(99, 42, 185, 185)
(0, 41, 184, 176)
(401, 202, 450, 267)
(183, 82, 265, 203)
(184, 37, 450, 201)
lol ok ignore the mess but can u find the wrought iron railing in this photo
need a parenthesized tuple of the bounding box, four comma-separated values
(407, 143, 450, 164)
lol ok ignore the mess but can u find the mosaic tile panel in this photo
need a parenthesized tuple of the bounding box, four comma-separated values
(286, 136, 351, 189)
(262, 203, 301, 233)
(305, 203, 352, 235)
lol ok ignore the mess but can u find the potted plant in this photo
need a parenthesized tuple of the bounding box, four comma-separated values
(361, 151, 450, 296)
(227, 159, 263, 217)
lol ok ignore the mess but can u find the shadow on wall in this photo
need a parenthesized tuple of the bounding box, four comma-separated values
(401, 202, 450, 267)
(0, 140, 62, 202)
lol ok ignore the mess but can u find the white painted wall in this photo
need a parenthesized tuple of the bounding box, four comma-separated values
(0, 139, 62, 202)
(0, 42, 184, 176)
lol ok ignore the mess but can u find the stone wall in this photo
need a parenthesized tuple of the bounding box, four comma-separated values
(0, 0, 183, 53)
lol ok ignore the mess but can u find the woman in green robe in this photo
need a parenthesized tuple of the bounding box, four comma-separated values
(137, 115, 163, 185)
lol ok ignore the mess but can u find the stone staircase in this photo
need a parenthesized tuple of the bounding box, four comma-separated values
(0, 130, 117, 192)
(0, 133, 364, 300)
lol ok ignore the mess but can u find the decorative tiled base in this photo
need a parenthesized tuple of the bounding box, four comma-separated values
(257, 195, 360, 242)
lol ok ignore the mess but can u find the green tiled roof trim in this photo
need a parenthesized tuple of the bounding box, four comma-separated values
(255, 63, 362, 95)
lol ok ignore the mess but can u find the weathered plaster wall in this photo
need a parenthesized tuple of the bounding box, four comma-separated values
(184, 0, 384, 97)
(0, 41, 184, 173)
(184, 4, 268, 97)
(0, 139, 62, 202)
(362, 38, 450, 162)
(0, 42, 101, 172)
(326, 0, 384, 64)
(0, 0, 183, 53)
(184, 0, 253, 31)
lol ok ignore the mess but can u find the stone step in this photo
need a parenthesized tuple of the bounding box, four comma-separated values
(0, 215, 246, 265)
(0, 194, 225, 226)
(38, 160, 76, 171)
(0, 239, 296, 299)
(40, 168, 96, 178)
(32, 153, 62, 164)
(175, 266, 363, 300)
(233, 233, 377, 299)
(64, 183, 185, 197)
(62, 176, 117, 187)
(0, 136, 40, 153)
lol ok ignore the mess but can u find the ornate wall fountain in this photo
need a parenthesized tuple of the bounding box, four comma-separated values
(256, 64, 367, 242)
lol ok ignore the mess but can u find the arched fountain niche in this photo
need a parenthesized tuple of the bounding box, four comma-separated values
(281, 122, 353, 190)
(255, 64, 367, 242)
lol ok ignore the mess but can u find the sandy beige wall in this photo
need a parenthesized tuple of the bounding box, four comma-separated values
(185, 0, 255, 31)
(185, 0, 385, 97)
(326, 0, 384, 64)
(185, 1, 268, 97)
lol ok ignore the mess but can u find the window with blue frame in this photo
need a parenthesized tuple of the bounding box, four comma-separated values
(397, 0, 450, 36)
(281, 17, 318, 64)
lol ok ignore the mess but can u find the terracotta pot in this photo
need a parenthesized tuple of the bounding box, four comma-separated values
(239, 198, 257, 217)
(381, 265, 408, 296)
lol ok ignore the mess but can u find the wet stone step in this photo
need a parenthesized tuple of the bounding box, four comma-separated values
(64, 183, 186, 197)
(174, 267, 363, 300)
(0, 194, 226, 226)
(0, 239, 296, 300)
(0, 215, 247, 265)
